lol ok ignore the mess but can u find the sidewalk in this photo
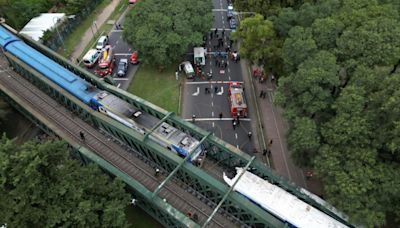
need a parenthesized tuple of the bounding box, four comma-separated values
(241, 60, 324, 196)
(70, 0, 121, 60)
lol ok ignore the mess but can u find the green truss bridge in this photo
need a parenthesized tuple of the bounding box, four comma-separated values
(0, 24, 353, 228)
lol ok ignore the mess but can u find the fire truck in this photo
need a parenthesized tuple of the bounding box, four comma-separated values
(95, 45, 115, 77)
(228, 82, 248, 117)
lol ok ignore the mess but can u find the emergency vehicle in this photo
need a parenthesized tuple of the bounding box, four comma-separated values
(95, 45, 115, 77)
(228, 82, 248, 117)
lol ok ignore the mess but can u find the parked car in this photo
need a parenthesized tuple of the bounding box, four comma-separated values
(227, 4, 234, 19)
(82, 49, 100, 68)
(96, 35, 109, 50)
(229, 18, 237, 30)
(117, 58, 128, 77)
(130, 51, 139, 64)
(180, 61, 195, 79)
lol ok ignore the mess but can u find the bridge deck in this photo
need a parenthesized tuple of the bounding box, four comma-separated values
(0, 56, 240, 228)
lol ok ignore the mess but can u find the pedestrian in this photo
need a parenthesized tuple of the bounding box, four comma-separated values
(175, 71, 179, 81)
(224, 61, 227, 69)
(155, 168, 160, 177)
(193, 213, 199, 222)
(205, 87, 208, 94)
(219, 112, 223, 119)
(271, 74, 275, 83)
(306, 171, 313, 180)
(236, 113, 240, 125)
(220, 60, 224, 68)
(262, 149, 268, 156)
(215, 58, 218, 66)
(187, 212, 193, 218)
(222, 29, 225, 36)
(233, 120, 237, 130)
(214, 28, 218, 34)
(210, 31, 213, 39)
(259, 90, 264, 98)
(79, 131, 85, 141)
(230, 39, 234, 46)
(268, 139, 273, 148)
(214, 86, 218, 93)
(262, 91, 267, 99)
(131, 198, 137, 206)
(76, 58, 80, 64)
(248, 131, 252, 139)
(192, 114, 196, 123)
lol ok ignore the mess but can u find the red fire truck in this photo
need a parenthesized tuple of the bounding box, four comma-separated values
(95, 45, 115, 77)
(228, 82, 248, 117)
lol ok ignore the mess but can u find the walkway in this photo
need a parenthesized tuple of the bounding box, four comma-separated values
(241, 59, 324, 196)
(70, 0, 122, 60)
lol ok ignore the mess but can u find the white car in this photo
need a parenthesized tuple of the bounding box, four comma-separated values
(96, 35, 109, 50)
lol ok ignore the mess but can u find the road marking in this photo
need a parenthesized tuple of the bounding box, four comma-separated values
(212, 122, 215, 128)
(113, 78, 129, 81)
(212, 111, 214, 117)
(235, 133, 238, 139)
(183, 117, 251, 121)
(114, 53, 132, 56)
(212, 9, 228, 12)
(211, 101, 214, 107)
(228, 76, 231, 80)
(186, 81, 242, 85)
(117, 83, 121, 88)
(211, 93, 213, 98)
(217, 87, 224, 95)
(210, 28, 232, 31)
(192, 87, 199, 96)
(228, 68, 230, 73)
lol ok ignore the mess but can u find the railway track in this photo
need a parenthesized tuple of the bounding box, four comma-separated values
(0, 56, 240, 228)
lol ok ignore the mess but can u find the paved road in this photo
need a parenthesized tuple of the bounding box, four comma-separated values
(80, 6, 139, 90)
(181, 0, 255, 154)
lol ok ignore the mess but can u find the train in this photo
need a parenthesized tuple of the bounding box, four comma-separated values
(224, 168, 351, 228)
(0, 25, 204, 164)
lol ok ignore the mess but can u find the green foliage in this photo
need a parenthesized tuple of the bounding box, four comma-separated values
(0, 137, 130, 227)
(237, 0, 400, 226)
(123, 0, 213, 68)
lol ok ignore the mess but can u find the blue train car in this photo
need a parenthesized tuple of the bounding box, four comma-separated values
(0, 26, 99, 104)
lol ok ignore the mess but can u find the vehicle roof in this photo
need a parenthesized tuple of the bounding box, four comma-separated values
(2, 30, 98, 103)
(83, 49, 100, 60)
(224, 168, 349, 228)
(98, 35, 107, 42)
(119, 58, 128, 63)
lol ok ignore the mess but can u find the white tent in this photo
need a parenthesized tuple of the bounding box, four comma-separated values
(19, 13, 66, 41)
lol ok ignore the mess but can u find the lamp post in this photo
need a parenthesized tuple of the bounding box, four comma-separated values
(52, 15, 76, 53)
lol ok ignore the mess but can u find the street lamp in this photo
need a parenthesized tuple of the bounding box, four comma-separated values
(52, 15, 75, 52)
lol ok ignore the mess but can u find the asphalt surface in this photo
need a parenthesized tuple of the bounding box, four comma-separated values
(181, 0, 256, 154)
(80, 6, 139, 90)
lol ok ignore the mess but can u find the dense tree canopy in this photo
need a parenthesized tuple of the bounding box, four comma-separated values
(235, 0, 400, 226)
(0, 137, 130, 227)
(123, 0, 213, 68)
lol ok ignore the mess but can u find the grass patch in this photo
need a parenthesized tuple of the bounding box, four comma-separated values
(127, 64, 183, 114)
(62, 0, 128, 58)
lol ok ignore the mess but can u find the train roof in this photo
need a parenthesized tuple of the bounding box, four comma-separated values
(0, 27, 98, 103)
(224, 168, 349, 228)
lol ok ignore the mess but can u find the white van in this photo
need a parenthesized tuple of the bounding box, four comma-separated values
(96, 36, 109, 50)
(181, 61, 195, 78)
(82, 49, 101, 68)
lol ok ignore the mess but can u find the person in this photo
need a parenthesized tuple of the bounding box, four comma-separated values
(262, 91, 267, 99)
(268, 139, 273, 147)
(233, 120, 237, 130)
(192, 213, 199, 222)
(248, 131, 252, 139)
(192, 114, 196, 123)
(214, 86, 218, 93)
(76, 58, 80, 64)
(155, 168, 160, 177)
(259, 90, 264, 98)
(175, 71, 179, 81)
(222, 29, 225, 36)
(236, 113, 240, 125)
(219, 112, 223, 119)
(79, 131, 85, 141)
(306, 171, 313, 180)
(214, 28, 218, 34)
(187, 212, 193, 218)
(262, 149, 268, 156)
(131, 198, 137, 205)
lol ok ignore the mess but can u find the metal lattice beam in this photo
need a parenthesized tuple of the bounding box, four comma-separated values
(202, 156, 255, 228)
(152, 132, 211, 198)
(143, 112, 173, 140)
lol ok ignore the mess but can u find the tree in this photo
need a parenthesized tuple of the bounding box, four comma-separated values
(123, 0, 213, 68)
(0, 136, 130, 227)
(231, 14, 279, 65)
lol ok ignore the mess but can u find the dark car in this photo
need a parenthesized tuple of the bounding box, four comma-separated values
(116, 58, 128, 77)
(229, 18, 237, 30)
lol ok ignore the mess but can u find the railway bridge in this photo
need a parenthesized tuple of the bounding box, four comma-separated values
(0, 23, 351, 228)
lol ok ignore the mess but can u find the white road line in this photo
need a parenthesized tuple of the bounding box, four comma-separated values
(117, 83, 121, 88)
(211, 93, 214, 98)
(211, 111, 214, 117)
(183, 118, 251, 121)
(235, 133, 238, 139)
(228, 68, 230, 73)
(192, 87, 200, 96)
(113, 78, 129, 81)
(211, 101, 214, 107)
(228, 76, 231, 80)
(186, 81, 242, 85)
(212, 9, 227, 12)
(114, 53, 132, 56)
(210, 28, 232, 31)
(212, 122, 215, 128)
